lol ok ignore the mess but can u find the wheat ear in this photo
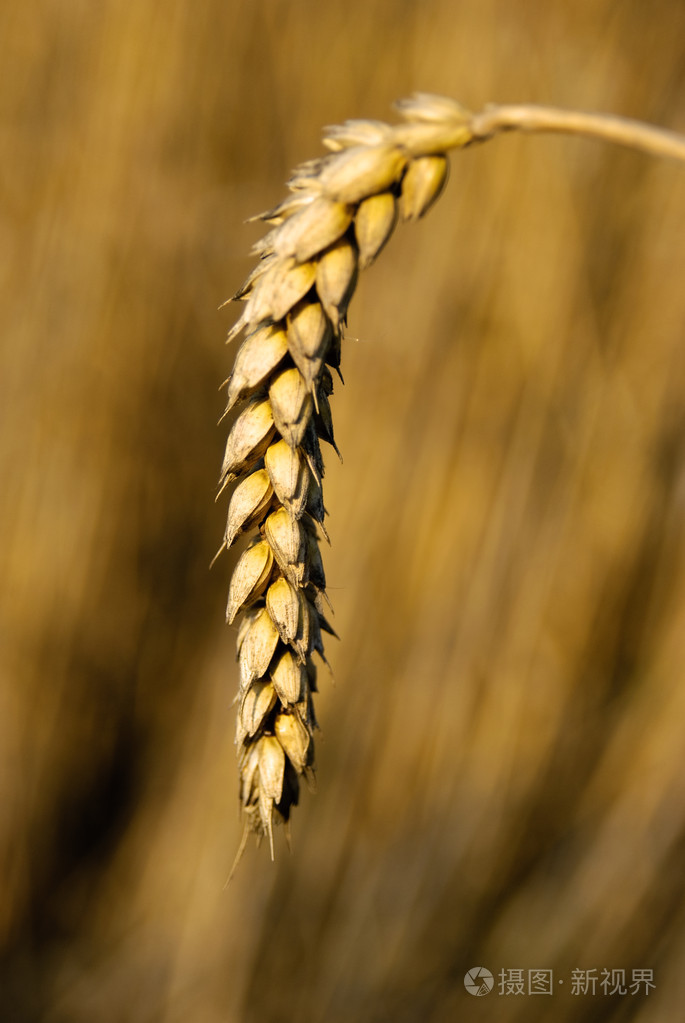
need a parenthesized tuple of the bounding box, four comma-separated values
(219, 94, 685, 859)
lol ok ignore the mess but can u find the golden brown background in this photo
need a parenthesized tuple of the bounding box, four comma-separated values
(2, 1, 685, 1020)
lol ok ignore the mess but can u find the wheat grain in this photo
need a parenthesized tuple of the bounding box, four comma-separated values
(218, 94, 469, 859)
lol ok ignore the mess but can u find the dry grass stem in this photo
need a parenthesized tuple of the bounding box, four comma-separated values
(219, 93, 685, 858)
(468, 103, 685, 163)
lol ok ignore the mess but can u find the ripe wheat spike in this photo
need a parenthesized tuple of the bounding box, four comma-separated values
(219, 95, 685, 859)
(218, 94, 471, 858)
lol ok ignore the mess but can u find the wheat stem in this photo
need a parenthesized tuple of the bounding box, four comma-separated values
(468, 104, 685, 164)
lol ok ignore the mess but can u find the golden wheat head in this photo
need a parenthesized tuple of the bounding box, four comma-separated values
(216, 94, 474, 858)
(217, 89, 685, 860)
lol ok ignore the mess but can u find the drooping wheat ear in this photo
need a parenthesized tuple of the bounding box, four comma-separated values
(219, 94, 685, 859)
(217, 94, 472, 858)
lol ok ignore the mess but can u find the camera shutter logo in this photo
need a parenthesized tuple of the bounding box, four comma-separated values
(464, 967, 494, 996)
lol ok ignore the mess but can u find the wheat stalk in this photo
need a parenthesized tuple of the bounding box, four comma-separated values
(218, 94, 685, 862)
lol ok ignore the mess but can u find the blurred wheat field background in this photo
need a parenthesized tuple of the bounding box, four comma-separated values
(2, 1, 685, 1020)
